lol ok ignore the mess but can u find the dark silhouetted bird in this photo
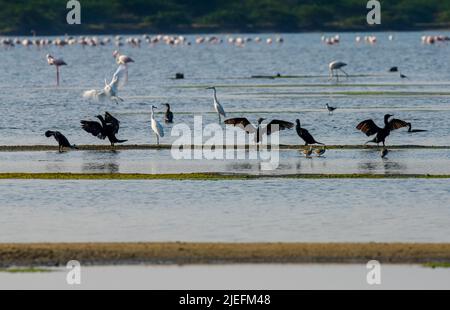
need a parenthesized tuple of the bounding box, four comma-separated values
(81, 112, 127, 147)
(356, 114, 409, 146)
(381, 148, 389, 158)
(389, 67, 399, 72)
(224, 117, 294, 143)
(164, 103, 174, 124)
(45, 131, 77, 152)
(400, 72, 408, 79)
(295, 119, 324, 146)
(325, 103, 337, 114)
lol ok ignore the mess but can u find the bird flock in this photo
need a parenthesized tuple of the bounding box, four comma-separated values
(37, 34, 428, 159)
(0, 35, 284, 49)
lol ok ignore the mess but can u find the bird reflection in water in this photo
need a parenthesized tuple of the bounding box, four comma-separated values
(82, 151, 120, 173)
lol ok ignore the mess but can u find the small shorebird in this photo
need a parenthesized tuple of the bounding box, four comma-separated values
(303, 147, 313, 158)
(314, 146, 326, 157)
(46, 54, 67, 86)
(381, 148, 389, 159)
(325, 104, 337, 115)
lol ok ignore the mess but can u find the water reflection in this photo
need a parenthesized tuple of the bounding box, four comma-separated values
(358, 160, 407, 174)
(82, 151, 120, 173)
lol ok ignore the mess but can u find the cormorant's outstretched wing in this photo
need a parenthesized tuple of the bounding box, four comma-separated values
(105, 112, 120, 134)
(81, 121, 105, 139)
(224, 118, 256, 134)
(264, 120, 294, 136)
(388, 118, 410, 131)
(356, 120, 381, 136)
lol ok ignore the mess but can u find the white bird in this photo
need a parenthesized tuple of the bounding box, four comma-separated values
(46, 54, 67, 86)
(206, 87, 226, 123)
(329, 61, 348, 82)
(113, 50, 134, 82)
(150, 105, 164, 145)
(83, 69, 124, 104)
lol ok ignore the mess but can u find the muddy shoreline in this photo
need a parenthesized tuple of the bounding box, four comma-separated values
(0, 243, 449, 267)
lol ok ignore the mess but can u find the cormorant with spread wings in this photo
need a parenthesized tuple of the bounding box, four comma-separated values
(224, 117, 294, 143)
(356, 114, 410, 146)
(81, 112, 127, 147)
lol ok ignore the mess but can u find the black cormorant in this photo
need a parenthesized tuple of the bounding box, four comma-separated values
(356, 114, 409, 146)
(81, 112, 127, 147)
(295, 119, 324, 146)
(224, 117, 294, 143)
(45, 131, 77, 152)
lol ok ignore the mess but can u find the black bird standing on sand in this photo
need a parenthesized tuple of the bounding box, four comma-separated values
(81, 112, 127, 147)
(45, 131, 77, 152)
(224, 117, 294, 143)
(295, 119, 324, 146)
(356, 114, 409, 146)
(164, 103, 174, 124)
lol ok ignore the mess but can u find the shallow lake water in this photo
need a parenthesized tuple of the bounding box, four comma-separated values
(1, 148, 450, 175)
(0, 179, 448, 243)
(1, 32, 450, 244)
(0, 32, 450, 146)
(1, 264, 449, 290)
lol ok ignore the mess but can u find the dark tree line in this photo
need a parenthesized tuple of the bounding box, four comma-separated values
(1, 0, 450, 34)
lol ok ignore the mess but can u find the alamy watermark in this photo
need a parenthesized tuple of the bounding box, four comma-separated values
(170, 116, 281, 171)
(366, 260, 381, 285)
(66, 260, 81, 285)
(67, 0, 81, 25)
(367, 0, 381, 25)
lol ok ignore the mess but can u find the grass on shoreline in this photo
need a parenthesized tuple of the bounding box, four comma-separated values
(0, 172, 449, 180)
(0, 243, 449, 267)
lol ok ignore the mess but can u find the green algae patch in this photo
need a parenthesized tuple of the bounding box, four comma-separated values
(423, 262, 450, 269)
(0, 267, 52, 273)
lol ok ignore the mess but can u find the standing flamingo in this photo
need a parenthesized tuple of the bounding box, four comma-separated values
(113, 50, 134, 82)
(328, 61, 348, 82)
(47, 54, 67, 86)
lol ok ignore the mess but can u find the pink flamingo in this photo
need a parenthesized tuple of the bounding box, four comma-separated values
(113, 50, 134, 82)
(47, 54, 67, 86)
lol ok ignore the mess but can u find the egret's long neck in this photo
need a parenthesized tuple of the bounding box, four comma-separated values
(151, 109, 155, 120)
(213, 89, 218, 102)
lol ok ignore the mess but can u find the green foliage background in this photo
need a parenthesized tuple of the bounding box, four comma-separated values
(1, 0, 450, 34)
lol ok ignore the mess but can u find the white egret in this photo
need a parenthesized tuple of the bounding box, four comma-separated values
(83, 69, 124, 105)
(151, 105, 164, 145)
(206, 87, 226, 123)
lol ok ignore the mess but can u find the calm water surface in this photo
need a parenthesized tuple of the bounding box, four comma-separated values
(0, 179, 448, 243)
(1, 32, 449, 243)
